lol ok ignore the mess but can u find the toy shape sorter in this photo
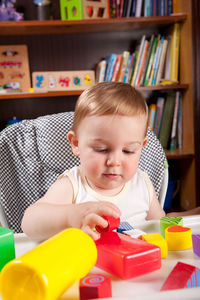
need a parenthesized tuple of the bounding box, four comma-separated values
(0, 227, 15, 271)
(192, 234, 200, 257)
(161, 262, 200, 291)
(60, 0, 83, 20)
(141, 233, 168, 258)
(79, 274, 111, 300)
(165, 225, 192, 251)
(160, 216, 183, 237)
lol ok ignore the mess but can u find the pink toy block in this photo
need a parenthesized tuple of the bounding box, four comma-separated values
(192, 234, 200, 257)
(96, 216, 120, 233)
(95, 231, 161, 279)
(161, 262, 200, 291)
(79, 274, 111, 300)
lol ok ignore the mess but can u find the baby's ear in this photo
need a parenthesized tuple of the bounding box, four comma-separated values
(67, 131, 80, 156)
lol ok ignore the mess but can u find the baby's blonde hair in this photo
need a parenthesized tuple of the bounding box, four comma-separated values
(72, 82, 148, 134)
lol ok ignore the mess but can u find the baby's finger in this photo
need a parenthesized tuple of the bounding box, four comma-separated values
(84, 213, 108, 229)
(82, 224, 101, 241)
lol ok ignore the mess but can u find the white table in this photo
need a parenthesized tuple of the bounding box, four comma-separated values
(1, 216, 200, 300)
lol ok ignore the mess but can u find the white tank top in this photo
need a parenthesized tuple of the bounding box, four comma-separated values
(59, 166, 154, 226)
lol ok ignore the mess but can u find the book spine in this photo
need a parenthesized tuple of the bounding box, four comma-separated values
(147, 35, 161, 86)
(96, 60, 106, 82)
(131, 35, 146, 86)
(130, 0, 137, 16)
(135, 0, 143, 17)
(128, 51, 138, 84)
(156, 39, 168, 85)
(144, 0, 152, 17)
(136, 40, 149, 86)
(170, 23, 180, 83)
(152, 36, 165, 85)
(143, 36, 158, 86)
(148, 103, 157, 131)
(167, 0, 173, 15)
(177, 92, 182, 149)
(105, 54, 117, 81)
(170, 91, 180, 150)
(111, 54, 122, 81)
(118, 51, 130, 82)
(123, 54, 133, 83)
(153, 97, 165, 137)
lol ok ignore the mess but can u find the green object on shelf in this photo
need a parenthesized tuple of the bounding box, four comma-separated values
(0, 227, 15, 271)
(60, 0, 83, 20)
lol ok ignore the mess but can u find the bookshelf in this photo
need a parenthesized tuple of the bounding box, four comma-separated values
(0, 0, 196, 209)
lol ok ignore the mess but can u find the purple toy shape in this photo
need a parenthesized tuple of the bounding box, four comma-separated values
(0, 0, 23, 21)
(192, 234, 200, 257)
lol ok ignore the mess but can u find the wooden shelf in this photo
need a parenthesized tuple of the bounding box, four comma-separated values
(0, 84, 188, 100)
(166, 149, 194, 160)
(0, 15, 187, 36)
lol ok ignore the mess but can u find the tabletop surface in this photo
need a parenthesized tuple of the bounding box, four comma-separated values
(1, 215, 200, 300)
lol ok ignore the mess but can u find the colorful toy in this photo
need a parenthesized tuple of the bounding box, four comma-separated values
(82, 0, 109, 19)
(192, 234, 200, 257)
(0, 228, 97, 300)
(96, 216, 120, 233)
(141, 233, 168, 258)
(161, 262, 200, 291)
(165, 225, 192, 250)
(60, 0, 83, 20)
(95, 231, 161, 279)
(0, 0, 23, 21)
(0, 227, 15, 271)
(117, 221, 134, 233)
(160, 216, 183, 238)
(79, 274, 111, 300)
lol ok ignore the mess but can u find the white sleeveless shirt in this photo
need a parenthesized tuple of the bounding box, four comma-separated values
(59, 166, 154, 226)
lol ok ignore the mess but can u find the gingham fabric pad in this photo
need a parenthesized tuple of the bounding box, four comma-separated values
(0, 112, 166, 232)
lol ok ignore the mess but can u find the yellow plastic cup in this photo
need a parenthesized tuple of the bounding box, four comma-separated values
(0, 228, 97, 300)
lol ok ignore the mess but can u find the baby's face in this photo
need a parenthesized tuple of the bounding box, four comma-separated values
(75, 114, 147, 194)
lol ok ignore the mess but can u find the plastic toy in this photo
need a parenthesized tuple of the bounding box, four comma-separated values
(82, 0, 109, 19)
(192, 234, 200, 257)
(96, 216, 120, 233)
(0, 227, 15, 271)
(161, 262, 200, 291)
(0, 228, 97, 300)
(165, 225, 192, 250)
(117, 221, 134, 233)
(79, 274, 111, 300)
(141, 233, 168, 258)
(0, 0, 23, 21)
(60, 0, 83, 20)
(95, 231, 161, 279)
(160, 216, 183, 238)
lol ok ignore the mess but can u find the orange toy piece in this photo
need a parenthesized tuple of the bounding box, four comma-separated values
(165, 225, 192, 250)
(79, 274, 111, 300)
(141, 233, 168, 258)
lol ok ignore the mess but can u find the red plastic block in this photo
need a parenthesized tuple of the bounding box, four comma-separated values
(192, 234, 200, 257)
(96, 216, 120, 233)
(79, 274, 112, 300)
(95, 232, 161, 279)
(161, 262, 200, 291)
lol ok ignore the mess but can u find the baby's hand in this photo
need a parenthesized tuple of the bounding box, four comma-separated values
(75, 201, 121, 240)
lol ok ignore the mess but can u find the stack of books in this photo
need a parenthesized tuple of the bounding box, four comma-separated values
(96, 23, 180, 87)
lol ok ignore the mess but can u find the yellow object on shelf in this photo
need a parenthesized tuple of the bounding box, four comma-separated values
(165, 225, 192, 251)
(141, 233, 168, 258)
(0, 228, 97, 300)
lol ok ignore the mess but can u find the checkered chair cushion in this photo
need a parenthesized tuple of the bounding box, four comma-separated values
(0, 112, 167, 233)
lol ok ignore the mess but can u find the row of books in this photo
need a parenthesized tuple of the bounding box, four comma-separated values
(147, 91, 182, 150)
(109, 0, 174, 19)
(96, 23, 180, 86)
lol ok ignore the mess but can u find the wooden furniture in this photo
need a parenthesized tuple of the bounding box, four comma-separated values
(0, 0, 196, 209)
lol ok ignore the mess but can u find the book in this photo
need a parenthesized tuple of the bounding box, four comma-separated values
(130, 0, 137, 16)
(177, 92, 182, 149)
(170, 23, 180, 83)
(111, 54, 122, 81)
(123, 54, 133, 83)
(144, 0, 152, 17)
(153, 96, 165, 137)
(148, 103, 156, 131)
(128, 51, 138, 84)
(122, 0, 129, 17)
(118, 50, 130, 82)
(140, 34, 155, 86)
(135, 0, 143, 17)
(156, 38, 168, 85)
(120, 0, 125, 17)
(143, 35, 158, 86)
(170, 91, 180, 150)
(126, 0, 133, 17)
(104, 53, 118, 81)
(96, 59, 106, 82)
(147, 35, 161, 86)
(110, 0, 117, 18)
(131, 35, 146, 86)
(160, 36, 171, 84)
(135, 40, 149, 86)
(158, 93, 176, 149)
(151, 36, 165, 85)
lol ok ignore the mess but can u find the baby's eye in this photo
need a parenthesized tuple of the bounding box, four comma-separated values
(123, 150, 135, 154)
(94, 148, 108, 153)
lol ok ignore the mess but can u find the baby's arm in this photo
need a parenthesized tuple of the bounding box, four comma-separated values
(146, 188, 166, 220)
(21, 176, 121, 241)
